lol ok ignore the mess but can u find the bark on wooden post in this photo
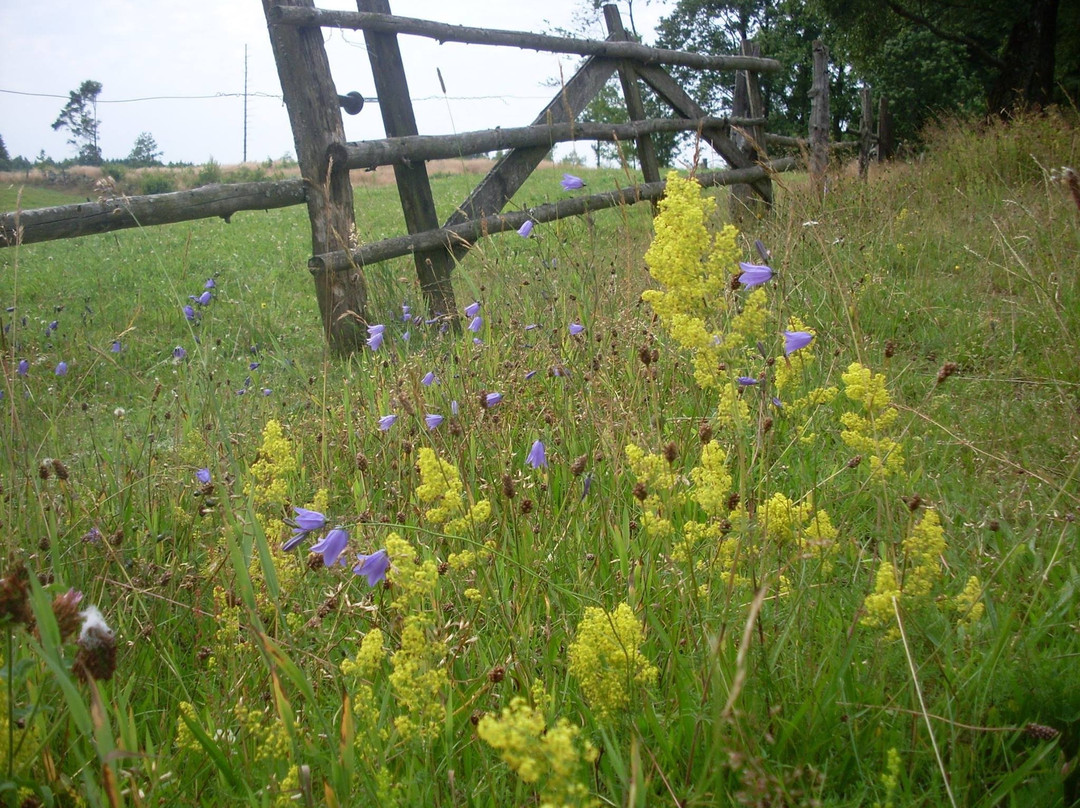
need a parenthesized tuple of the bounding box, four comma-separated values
(809, 39, 830, 198)
(877, 96, 894, 162)
(357, 0, 456, 321)
(262, 0, 367, 353)
(603, 5, 661, 207)
(729, 38, 768, 219)
(858, 86, 873, 181)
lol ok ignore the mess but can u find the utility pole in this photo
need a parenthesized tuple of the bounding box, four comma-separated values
(243, 44, 249, 163)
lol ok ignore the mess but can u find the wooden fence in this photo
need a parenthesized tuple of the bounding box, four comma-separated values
(0, 3, 887, 353)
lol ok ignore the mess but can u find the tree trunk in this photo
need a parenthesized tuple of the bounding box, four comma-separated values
(988, 0, 1059, 115)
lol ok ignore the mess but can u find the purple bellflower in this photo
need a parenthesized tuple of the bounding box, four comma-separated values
(110, 341, 122, 353)
(366, 327, 385, 351)
(183, 305, 196, 322)
(55, 362, 68, 376)
(754, 239, 771, 264)
(569, 322, 585, 336)
(195, 291, 212, 306)
(526, 439, 548, 469)
(738, 262, 773, 288)
(311, 528, 350, 567)
(421, 371, 439, 386)
(205, 278, 216, 289)
(284, 507, 327, 550)
(172, 346, 187, 360)
(353, 549, 391, 586)
(425, 414, 444, 430)
(468, 316, 483, 333)
(196, 468, 211, 484)
(17, 359, 28, 377)
(377, 414, 398, 431)
(483, 392, 502, 408)
(450, 400, 459, 416)
(737, 376, 758, 386)
(783, 330, 813, 356)
(518, 220, 534, 238)
(464, 301, 480, 318)
(561, 173, 586, 191)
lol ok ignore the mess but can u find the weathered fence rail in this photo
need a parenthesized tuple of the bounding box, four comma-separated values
(312, 159, 796, 272)
(0, 180, 306, 246)
(267, 6, 783, 73)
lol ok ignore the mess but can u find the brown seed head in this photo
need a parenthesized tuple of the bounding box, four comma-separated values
(726, 492, 741, 512)
(936, 361, 959, 385)
(570, 455, 587, 476)
(903, 494, 923, 512)
(662, 442, 678, 465)
(51, 459, 70, 481)
(38, 462, 51, 481)
(638, 346, 653, 366)
(699, 422, 714, 444)
(1024, 723, 1060, 741)
(51, 588, 85, 642)
(501, 473, 516, 499)
(73, 607, 117, 682)
(632, 482, 649, 502)
(847, 455, 863, 469)
(0, 559, 34, 628)
(884, 340, 896, 359)
(520, 499, 533, 515)
(488, 666, 506, 683)
(355, 453, 369, 472)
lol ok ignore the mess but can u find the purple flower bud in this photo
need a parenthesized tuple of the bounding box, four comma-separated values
(377, 414, 398, 431)
(402, 303, 412, 322)
(473, 337, 484, 346)
(261, 388, 272, 396)
(353, 548, 391, 586)
(737, 376, 758, 386)
(196, 291, 212, 306)
(524, 370, 537, 380)
(425, 414, 444, 430)
(468, 316, 483, 333)
(55, 361, 68, 376)
(402, 330, 410, 342)
(366, 330, 384, 351)
(196, 468, 211, 484)
(17, 359, 28, 377)
(755, 239, 771, 264)
(524, 324, 539, 331)
(173, 346, 187, 360)
(249, 362, 260, 370)
(110, 341, 122, 353)
(561, 173, 586, 191)
(205, 278, 216, 289)
(484, 392, 502, 408)
(183, 305, 196, 321)
(422, 371, 439, 386)
(569, 323, 585, 336)
(518, 220, 534, 238)
(451, 400, 459, 416)
(464, 301, 480, 318)
(526, 439, 547, 469)
(49, 320, 59, 331)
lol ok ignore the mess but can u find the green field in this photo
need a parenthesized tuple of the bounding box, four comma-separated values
(1, 112, 1078, 807)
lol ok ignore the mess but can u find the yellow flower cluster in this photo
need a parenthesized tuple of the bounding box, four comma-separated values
(690, 440, 733, 518)
(416, 447, 491, 535)
(878, 747, 902, 808)
(477, 693, 597, 808)
(234, 700, 292, 765)
(861, 510, 975, 638)
(954, 575, 985, 627)
(245, 419, 298, 515)
(385, 533, 439, 612)
(840, 363, 905, 477)
(174, 701, 201, 753)
(389, 614, 447, 742)
(341, 629, 388, 757)
(641, 173, 747, 393)
(567, 603, 657, 720)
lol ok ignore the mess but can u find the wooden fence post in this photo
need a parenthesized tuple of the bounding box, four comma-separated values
(877, 96, 894, 162)
(262, 0, 367, 353)
(603, 5, 661, 205)
(730, 38, 768, 219)
(809, 39, 830, 197)
(859, 86, 873, 180)
(357, 0, 457, 322)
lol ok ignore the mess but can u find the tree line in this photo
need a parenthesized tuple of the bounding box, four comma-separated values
(579, 0, 1075, 166)
(0, 80, 164, 172)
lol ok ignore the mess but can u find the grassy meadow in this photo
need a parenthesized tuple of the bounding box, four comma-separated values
(1, 111, 1078, 807)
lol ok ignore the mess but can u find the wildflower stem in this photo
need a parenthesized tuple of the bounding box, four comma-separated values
(6, 624, 12, 780)
(892, 596, 958, 808)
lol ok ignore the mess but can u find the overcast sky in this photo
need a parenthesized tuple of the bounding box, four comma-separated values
(1, 0, 673, 166)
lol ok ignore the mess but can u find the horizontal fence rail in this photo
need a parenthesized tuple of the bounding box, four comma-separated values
(268, 6, 783, 73)
(338, 116, 763, 169)
(0, 180, 307, 247)
(310, 158, 796, 273)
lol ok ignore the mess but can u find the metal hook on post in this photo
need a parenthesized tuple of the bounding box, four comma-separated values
(338, 91, 365, 115)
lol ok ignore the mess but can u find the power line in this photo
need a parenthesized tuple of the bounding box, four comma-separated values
(0, 87, 553, 104)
